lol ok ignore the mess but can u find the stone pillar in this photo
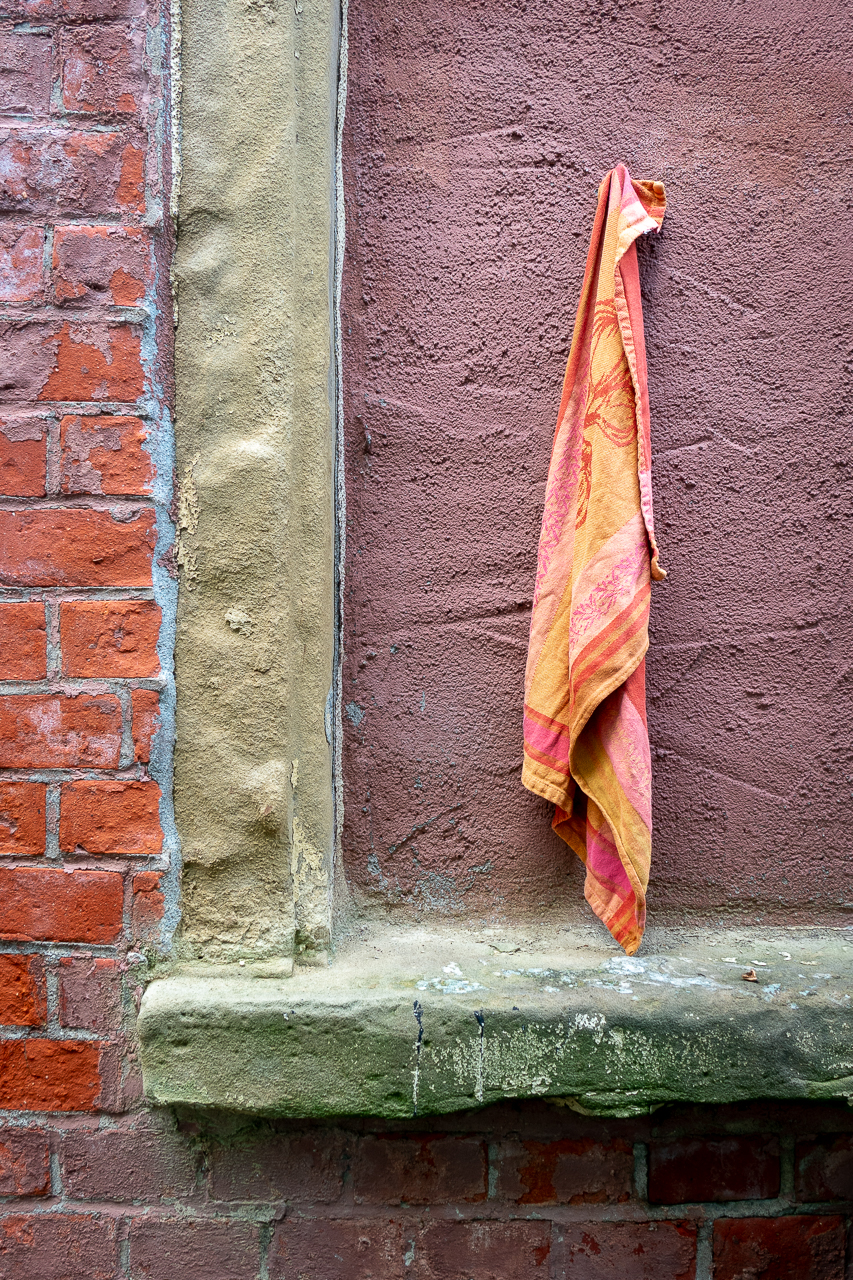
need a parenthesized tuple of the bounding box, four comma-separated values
(173, 0, 339, 959)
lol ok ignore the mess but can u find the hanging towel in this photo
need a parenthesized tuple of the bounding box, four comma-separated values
(522, 165, 666, 955)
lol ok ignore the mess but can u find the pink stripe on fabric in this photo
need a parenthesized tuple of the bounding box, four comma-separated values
(524, 708, 571, 767)
(585, 816, 633, 900)
(597, 684, 652, 832)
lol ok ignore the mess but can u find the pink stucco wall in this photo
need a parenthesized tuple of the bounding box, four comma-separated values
(341, 0, 853, 926)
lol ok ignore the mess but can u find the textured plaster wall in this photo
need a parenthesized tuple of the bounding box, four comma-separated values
(172, 0, 339, 956)
(341, 0, 853, 926)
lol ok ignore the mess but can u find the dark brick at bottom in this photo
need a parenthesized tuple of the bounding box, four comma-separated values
(713, 1214, 846, 1280)
(552, 1221, 697, 1280)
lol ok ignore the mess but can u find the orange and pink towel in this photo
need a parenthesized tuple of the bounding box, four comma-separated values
(523, 166, 667, 955)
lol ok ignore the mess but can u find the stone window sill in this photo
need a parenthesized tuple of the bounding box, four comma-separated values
(138, 926, 853, 1118)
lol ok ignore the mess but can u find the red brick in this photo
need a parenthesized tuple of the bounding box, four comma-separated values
(116, 139, 144, 212)
(40, 322, 143, 402)
(128, 1217, 260, 1280)
(2, 0, 144, 17)
(0, 321, 56, 400)
(648, 1136, 780, 1204)
(0, 1039, 101, 1111)
(131, 869, 163, 937)
(494, 1136, 633, 1205)
(62, 1117, 198, 1201)
(0, 1128, 50, 1195)
(131, 687, 159, 761)
(0, 694, 122, 768)
(271, 1219, 404, 1280)
(53, 227, 151, 308)
(210, 1131, 345, 1203)
(353, 1134, 486, 1205)
(96, 1034, 143, 1114)
(0, 1213, 116, 1278)
(60, 779, 162, 856)
(0, 603, 46, 678)
(796, 1135, 853, 1201)
(0, 413, 47, 496)
(60, 416, 153, 495)
(0, 867, 124, 942)
(0, 953, 46, 1026)
(61, 599, 159, 675)
(0, 780, 46, 859)
(0, 127, 145, 217)
(0, 508, 156, 588)
(552, 1222, 696, 1280)
(0, 32, 51, 115)
(713, 1215, 845, 1280)
(58, 956, 122, 1032)
(0, 227, 45, 303)
(411, 1220, 551, 1280)
(60, 23, 146, 116)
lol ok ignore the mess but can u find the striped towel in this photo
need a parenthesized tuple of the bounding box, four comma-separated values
(522, 166, 667, 954)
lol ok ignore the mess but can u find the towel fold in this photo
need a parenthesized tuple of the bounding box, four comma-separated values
(522, 165, 666, 955)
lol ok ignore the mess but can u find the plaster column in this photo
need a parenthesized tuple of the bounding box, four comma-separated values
(172, 0, 339, 959)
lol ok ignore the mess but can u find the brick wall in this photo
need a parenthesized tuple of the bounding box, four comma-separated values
(0, 0, 174, 1243)
(1, 1100, 850, 1277)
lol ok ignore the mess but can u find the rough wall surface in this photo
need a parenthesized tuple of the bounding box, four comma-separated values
(341, 0, 853, 926)
(171, 0, 338, 960)
(1, 1097, 852, 1278)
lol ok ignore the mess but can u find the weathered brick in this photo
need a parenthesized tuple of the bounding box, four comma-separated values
(131, 869, 163, 938)
(58, 956, 122, 1031)
(62, 1117, 198, 1201)
(60, 779, 162, 856)
(0, 227, 45, 302)
(494, 1136, 633, 1205)
(0, 509, 156, 587)
(60, 415, 153, 494)
(0, 1213, 116, 1278)
(131, 687, 159, 761)
(0, 781, 46, 856)
(0, 1039, 101, 1111)
(0, 693, 122, 767)
(411, 1220, 551, 1280)
(42, 322, 143, 402)
(0, 1128, 50, 1195)
(0, 412, 47, 495)
(96, 1033, 143, 1114)
(271, 1219, 404, 1280)
(0, 867, 124, 942)
(0, 127, 145, 217)
(210, 1130, 345, 1203)
(0, 31, 51, 115)
(353, 1135, 486, 1205)
(128, 1217, 260, 1280)
(53, 226, 151, 308)
(0, 321, 55, 400)
(713, 1215, 845, 1280)
(0, 953, 46, 1026)
(796, 1135, 853, 1201)
(60, 23, 146, 116)
(552, 1222, 697, 1280)
(0, 0, 144, 17)
(648, 1136, 780, 1204)
(61, 599, 160, 675)
(0, 602, 46, 678)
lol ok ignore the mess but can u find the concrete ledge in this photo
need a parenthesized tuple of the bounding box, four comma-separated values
(138, 927, 853, 1118)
